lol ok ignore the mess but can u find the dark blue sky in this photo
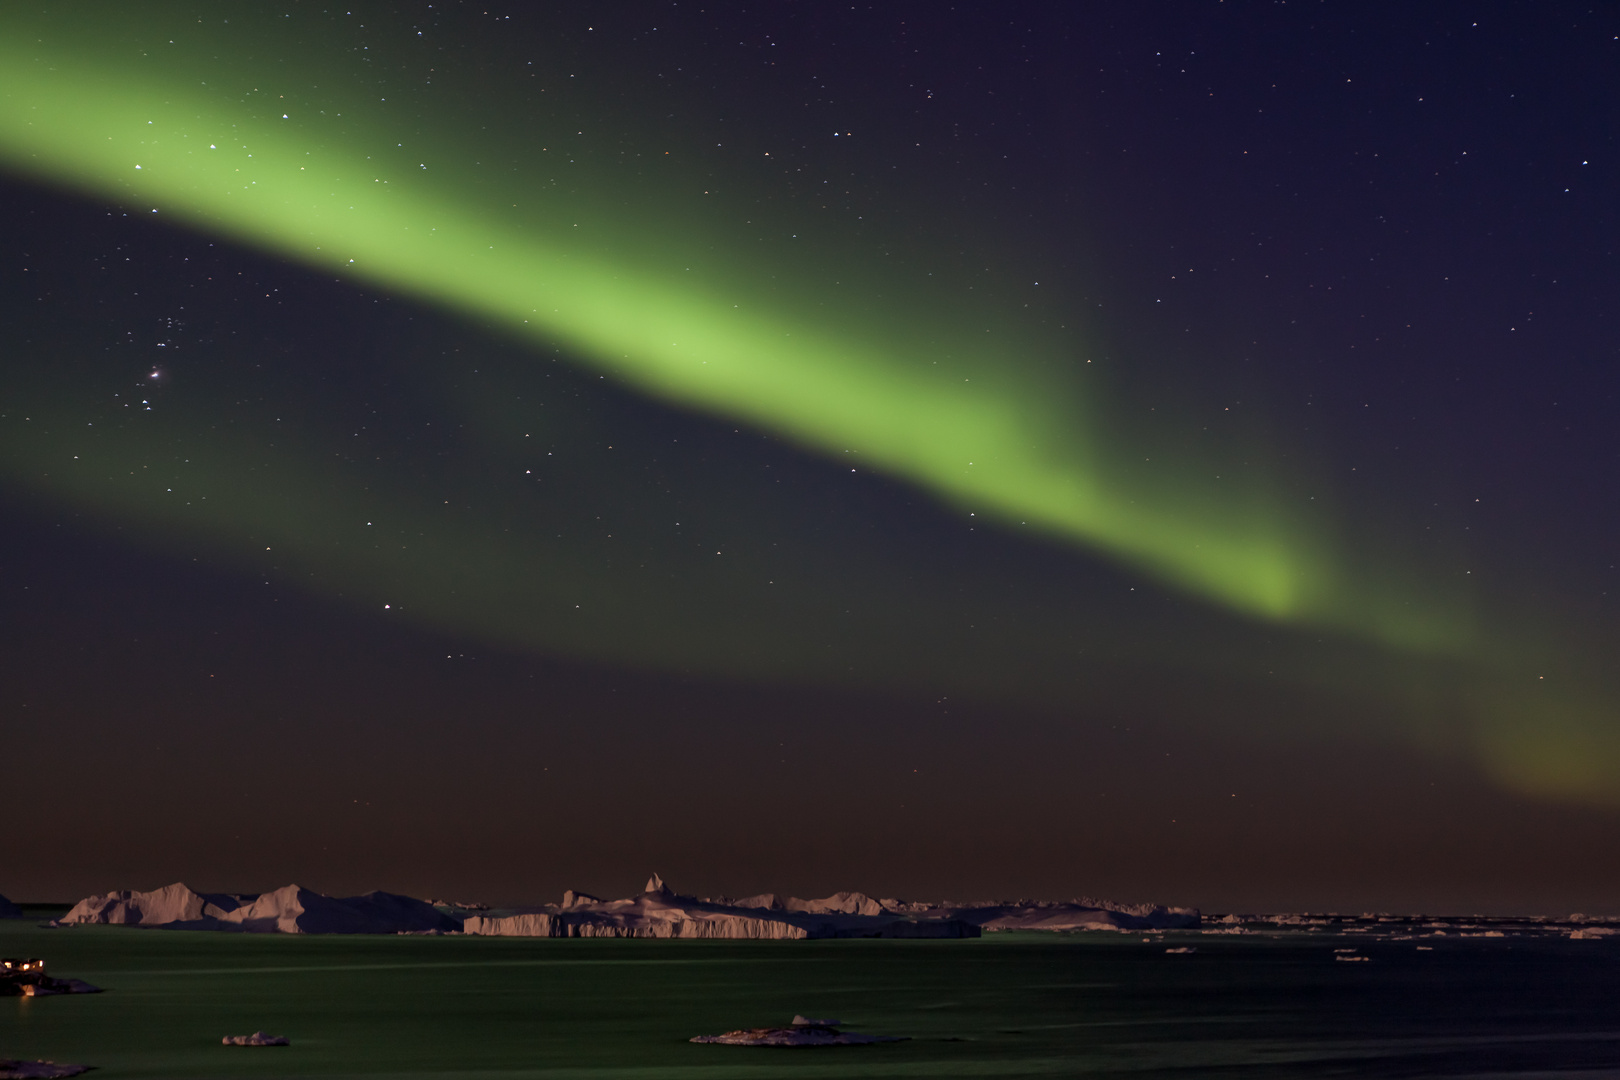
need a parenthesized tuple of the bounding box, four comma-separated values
(2, 1, 1618, 913)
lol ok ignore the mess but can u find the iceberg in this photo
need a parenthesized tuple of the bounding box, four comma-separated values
(60, 883, 456, 934)
(459, 877, 1196, 939)
(60, 875, 1199, 939)
(692, 1015, 907, 1047)
(463, 878, 979, 940)
(221, 1032, 289, 1047)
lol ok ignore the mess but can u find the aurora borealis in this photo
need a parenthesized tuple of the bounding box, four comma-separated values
(3, 2, 1619, 911)
(0, 5, 1437, 640)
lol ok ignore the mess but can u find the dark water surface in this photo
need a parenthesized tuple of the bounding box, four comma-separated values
(4, 920, 1620, 1078)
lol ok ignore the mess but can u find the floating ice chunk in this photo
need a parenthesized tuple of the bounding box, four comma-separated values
(221, 1032, 288, 1047)
(693, 1017, 905, 1047)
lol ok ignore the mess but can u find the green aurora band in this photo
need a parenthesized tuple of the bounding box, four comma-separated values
(5, 9, 1619, 806)
(0, 14, 1467, 654)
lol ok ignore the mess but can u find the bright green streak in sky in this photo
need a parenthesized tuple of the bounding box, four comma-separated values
(0, 30, 1464, 653)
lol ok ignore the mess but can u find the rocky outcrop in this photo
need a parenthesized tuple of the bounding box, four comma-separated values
(9, 979, 101, 997)
(0, 1061, 90, 1079)
(1, 961, 101, 997)
(61, 883, 456, 934)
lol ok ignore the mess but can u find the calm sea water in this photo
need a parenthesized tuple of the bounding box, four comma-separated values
(4, 917, 1620, 1078)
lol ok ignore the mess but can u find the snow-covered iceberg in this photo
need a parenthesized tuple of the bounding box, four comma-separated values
(904, 899, 1201, 932)
(60, 883, 456, 934)
(460, 875, 1196, 939)
(60, 875, 1198, 938)
(221, 1032, 289, 1046)
(462, 875, 979, 940)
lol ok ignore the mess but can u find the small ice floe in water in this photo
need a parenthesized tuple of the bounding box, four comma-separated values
(691, 1015, 906, 1047)
(0, 1061, 91, 1079)
(1164, 946, 1196, 954)
(1334, 951, 1370, 962)
(222, 1032, 289, 1046)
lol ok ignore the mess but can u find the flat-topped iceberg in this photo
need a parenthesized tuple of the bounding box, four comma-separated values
(460, 874, 1196, 939)
(462, 875, 980, 940)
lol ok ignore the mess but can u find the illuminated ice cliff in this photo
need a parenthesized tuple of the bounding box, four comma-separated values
(60, 875, 1199, 938)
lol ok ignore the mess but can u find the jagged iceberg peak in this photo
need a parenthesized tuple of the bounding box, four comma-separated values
(644, 873, 670, 896)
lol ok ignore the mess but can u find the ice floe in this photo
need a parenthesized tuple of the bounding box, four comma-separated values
(692, 1015, 906, 1047)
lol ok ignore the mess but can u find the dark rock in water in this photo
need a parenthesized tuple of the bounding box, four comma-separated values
(692, 1016, 906, 1047)
(1, 960, 100, 997)
(0, 894, 24, 920)
(16, 979, 101, 997)
(222, 1032, 289, 1046)
(0, 1061, 90, 1078)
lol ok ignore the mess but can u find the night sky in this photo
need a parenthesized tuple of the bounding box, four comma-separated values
(3, 2, 1618, 914)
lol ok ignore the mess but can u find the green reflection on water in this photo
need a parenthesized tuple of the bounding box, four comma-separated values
(5, 920, 1620, 1078)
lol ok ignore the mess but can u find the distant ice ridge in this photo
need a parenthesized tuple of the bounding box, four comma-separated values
(1203, 911, 1620, 941)
(58, 875, 1200, 938)
(59, 883, 455, 934)
(462, 875, 977, 939)
(460, 874, 1198, 939)
(0, 894, 23, 920)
